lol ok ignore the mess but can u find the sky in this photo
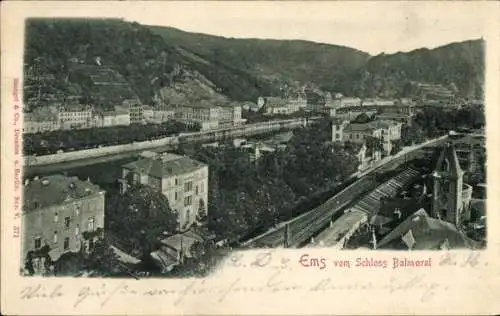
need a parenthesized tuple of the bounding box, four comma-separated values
(118, 1, 489, 55)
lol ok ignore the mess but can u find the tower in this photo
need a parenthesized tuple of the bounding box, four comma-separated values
(431, 143, 465, 226)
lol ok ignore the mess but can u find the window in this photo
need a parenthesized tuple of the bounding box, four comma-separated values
(195, 186, 199, 195)
(184, 181, 193, 192)
(175, 192, 178, 200)
(75, 206, 80, 216)
(75, 225, 80, 236)
(186, 208, 191, 222)
(54, 212, 59, 222)
(64, 237, 70, 250)
(184, 196, 192, 207)
(53, 231, 58, 244)
(88, 217, 95, 231)
(34, 237, 41, 249)
(175, 178, 178, 186)
(64, 217, 71, 229)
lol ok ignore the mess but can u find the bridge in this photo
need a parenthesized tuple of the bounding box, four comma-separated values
(24, 117, 321, 172)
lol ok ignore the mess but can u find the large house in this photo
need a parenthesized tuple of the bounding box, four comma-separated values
(174, 104, 220, 130)
(341, 120, 402, 155)
(121, 153, 209, 230)
(58, 105, 93, 130)
(22, 175, 105, 275)
(259, 96, 303, 115)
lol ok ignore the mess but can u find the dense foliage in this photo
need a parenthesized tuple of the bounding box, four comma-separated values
(106, 185, 179, 260)
(26, 19, 484, 110)
(178, 118, 358, 243)
(401, 105, 485, 146)
(353, 40, 484, 98)
(23, 121, 199, 156)
(150, 26, 484, 99)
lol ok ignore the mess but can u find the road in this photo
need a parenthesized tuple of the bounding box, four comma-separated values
(241, 135, 449, 249)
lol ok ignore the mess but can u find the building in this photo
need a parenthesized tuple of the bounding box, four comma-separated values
(143, 106, 154, 122)
(152, 106, 175, 123)
(370, 120, 403, 154)
(362, 99, 395, 107)
(23, 108, 60, 134)
(121, 152, 208, 230)
(242, 101, 262, 112)
(431, 144, 473, 226)
(58, 105, 93, 130)
(377, 209, 477, 250)
(22, 175, 105, 275)
(96, 109, 131, 127)
(341, 120, 402, 155)
(343, 123, 383, 143)
(122, 99, 144, 124)
(174, 104, 220, 130)
(259, 96, 302, 115)
(339, 97, 362, 108)
(331, 119, 350, 142)
(218, 103, 243, 128)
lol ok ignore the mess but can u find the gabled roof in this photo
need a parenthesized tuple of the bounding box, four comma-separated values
(24, 175, 103, 213)
(377, 209, 477, 250)
(123, 153, 206, 178)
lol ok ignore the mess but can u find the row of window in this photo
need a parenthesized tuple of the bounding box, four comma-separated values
(53, 211, 95, 230)
(35, 236, 70, 250)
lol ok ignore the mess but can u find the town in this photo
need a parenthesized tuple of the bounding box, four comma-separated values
(20, 19, 486, 278)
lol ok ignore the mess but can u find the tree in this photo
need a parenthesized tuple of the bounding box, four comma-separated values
(83, 237, 121, 275)
(108, 185, 179, 259)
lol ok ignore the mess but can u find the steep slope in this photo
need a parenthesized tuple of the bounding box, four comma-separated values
(353, 39, 485, 98)
(149, 26, 371, 95)
(24, 19, 234, 109)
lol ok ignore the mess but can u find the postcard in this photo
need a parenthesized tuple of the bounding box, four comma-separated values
(1, 1, 500, 315)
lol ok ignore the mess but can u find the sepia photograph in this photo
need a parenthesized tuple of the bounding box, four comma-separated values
(20, 14, 486, 278)
(2, 1, 499, 315)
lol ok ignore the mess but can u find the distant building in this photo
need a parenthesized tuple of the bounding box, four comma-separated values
(343, 123, 383, 143)
(122, 99, 144, 124)
(152, 106, 175, 123)
(339, 97, 362, 108)
(174, 104, 220, 130)
(96, 109, 131, 127)
(331, 119, 350, 142)
(218, 103, 243, 128)
(362, 99, 395, 107)
(23, 108, 60, 134)
(259, 96, 303, 115)
(342, 120, 402, 155)
(142, 105, 154, 122)
(58, 105, 93, 130)
(121, 153, 208, 230)
(22, 175, 105, 275)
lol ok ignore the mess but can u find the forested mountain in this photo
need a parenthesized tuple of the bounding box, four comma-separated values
(351, 40, 485, 98)
(24, 19, 484, 110)
(151, 26, 484, 100)
(149, 26, 370, 95)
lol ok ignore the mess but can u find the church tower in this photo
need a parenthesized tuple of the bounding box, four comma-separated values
(431, 143, 465, 226)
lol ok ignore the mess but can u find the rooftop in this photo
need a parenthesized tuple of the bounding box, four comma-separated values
(123, 153, 207, 178)
(23, 175, 103, 213)
(377, 209, 477, 250)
